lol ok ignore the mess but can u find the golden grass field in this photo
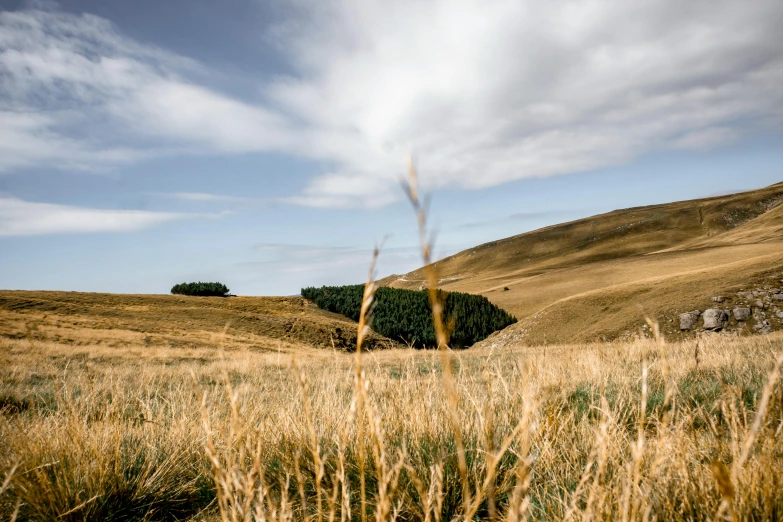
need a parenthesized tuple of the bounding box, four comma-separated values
(2, 177, 783, 521)
(0, 291, 396, 353)
(1, 318, 782, 521)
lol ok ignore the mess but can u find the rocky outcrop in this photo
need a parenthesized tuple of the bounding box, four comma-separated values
(756, 324, 773, 334)
(702, 309, 728, 330)
(751, 308, 771, 333)
(679, 311, 700, 331)
(674, 283, 783, 336)
(732, 307, 751, 321)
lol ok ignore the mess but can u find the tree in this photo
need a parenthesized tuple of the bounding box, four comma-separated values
(171, 282, 230, 297)
(302, 284, 516, 348)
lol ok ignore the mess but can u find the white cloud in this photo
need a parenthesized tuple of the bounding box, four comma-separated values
(0, 197, 212, 236)
(237, 243, 427, 282)
(114, 80, 295, 152)
(163, 192, 254, 202)
(283, 174, 401, 208)
(672, 127, 740, 151)
(2, 1, 783, 206)
(0, 7, 293, 171)
(0, 111, 152, 172)
(268, 0, 783, 200)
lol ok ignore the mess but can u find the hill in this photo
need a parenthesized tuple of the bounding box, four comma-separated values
(380, 182, 783, 344)
(0, 291, 396, 353)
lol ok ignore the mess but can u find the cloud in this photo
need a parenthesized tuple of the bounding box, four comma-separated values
(457, 210, 580, 229)
(0, 197, 215, 236)
(0, 110, 154, 172)
(672, 127, 740, 151)
(0, 7, 294, 172)
(2, 1, 783, 206)
(232, 240, 463, 293)
(252, 242, 351, 253)
(282, 174, 402, 208)
(266, 0, 783, 202)
(238, 243, 425, 278)
(162, 192, 256, 203)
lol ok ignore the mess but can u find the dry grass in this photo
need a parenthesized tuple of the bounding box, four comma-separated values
(0, 292, 396, 352)
(2, 331, 783, 521)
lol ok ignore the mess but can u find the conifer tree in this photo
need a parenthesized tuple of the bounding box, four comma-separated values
(301, 284, 516, 348)
(171, 282, 230, 297)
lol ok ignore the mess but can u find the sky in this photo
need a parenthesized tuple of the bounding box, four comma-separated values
(1, 0, 782, 296)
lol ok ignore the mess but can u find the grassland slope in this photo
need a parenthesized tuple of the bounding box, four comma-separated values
(0, 291, 396, 353)
(381, 182, 783, 344)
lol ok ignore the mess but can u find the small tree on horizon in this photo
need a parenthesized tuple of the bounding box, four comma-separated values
(171, 282, 230, 297)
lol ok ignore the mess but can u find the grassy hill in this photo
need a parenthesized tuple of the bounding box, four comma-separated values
(0, 291, 396, 353)
(381, 182, 783, 344)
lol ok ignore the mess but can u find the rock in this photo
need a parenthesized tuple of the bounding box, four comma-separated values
(776, 310, 783, 319)
(702, 309, 728, 330)
(733, 307, 751, 321)
(737, 291, 753, 300)
(754, 299, 766, 309)
(753, 308, 766, 323)
(773, 293, 783, 301)
(754, 319, 772, 333)
(679, 311, 700, 331)
(753, 290, 764, 297)
(711, 296, 726, 303)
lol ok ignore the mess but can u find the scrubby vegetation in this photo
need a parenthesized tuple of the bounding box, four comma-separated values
(171, 282, 230, 297)
(301, 284, 517, 347)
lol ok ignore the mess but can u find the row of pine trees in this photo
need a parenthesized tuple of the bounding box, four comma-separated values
(301, 284, 516, 348)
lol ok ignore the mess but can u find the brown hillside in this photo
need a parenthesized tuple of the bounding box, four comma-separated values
(0, 291, 396, 352)
(381, 182, 783, 344)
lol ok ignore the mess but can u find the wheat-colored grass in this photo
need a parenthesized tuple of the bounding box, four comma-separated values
(2, 331, 783, 521)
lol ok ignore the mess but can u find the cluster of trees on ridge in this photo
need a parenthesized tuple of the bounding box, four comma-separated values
(171, 282, 230, 297)
(301, 284, 516, 348)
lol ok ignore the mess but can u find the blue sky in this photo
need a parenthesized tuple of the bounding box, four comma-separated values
(1, 0, 782, 295)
